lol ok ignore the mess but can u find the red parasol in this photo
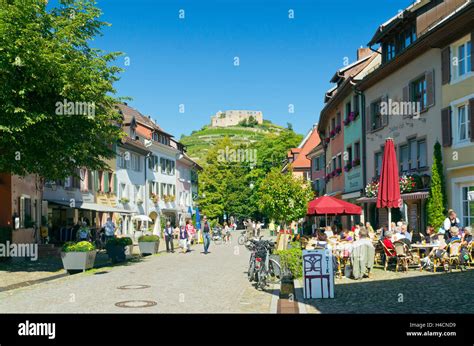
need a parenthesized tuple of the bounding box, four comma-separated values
(307, 195, 362, 215)
(376, 138, 401, 231)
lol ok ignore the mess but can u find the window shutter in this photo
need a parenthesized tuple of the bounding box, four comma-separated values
(470, 98, 474, 142)
(441, 107, 452, 147)
(103, 172, 109, 193)
(471, 33, 474, 72)
(113, 173, 118, 194)
(382, 96, 389, 126)
(94, 171, 99, 192)
(403, 85, 409, 103)
(441, 47, 450, 84)
(365, 105, 371, 132)
(425, 70, 434, 108)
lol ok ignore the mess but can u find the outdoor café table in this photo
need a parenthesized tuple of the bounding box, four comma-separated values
(411, 243, 439, 266)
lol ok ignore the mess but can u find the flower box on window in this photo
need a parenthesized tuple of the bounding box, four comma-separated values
(336, 168, 342, 175)
(324, 137, 330, 144)
(330, 129, 336, 138)
(344, 163, 352, 172)
(335, 125, 341, 133)
(352, 158, 360, 166)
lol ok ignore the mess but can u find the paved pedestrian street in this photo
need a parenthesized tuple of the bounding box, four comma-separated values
(0, 242, 277, 313)
(298, 267, 474, 314)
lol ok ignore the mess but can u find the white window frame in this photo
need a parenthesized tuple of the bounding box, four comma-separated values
(450, 36, 473, 85)
(450, 93, 474, 149)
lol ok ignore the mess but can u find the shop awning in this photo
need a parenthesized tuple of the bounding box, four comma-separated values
(45, 199, 133, 214)
(356, 191, 429, 203)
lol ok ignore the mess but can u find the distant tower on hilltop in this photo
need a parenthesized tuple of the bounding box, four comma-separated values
(211, 110, 263, 127)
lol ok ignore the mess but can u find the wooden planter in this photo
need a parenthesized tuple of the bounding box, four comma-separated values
(61, 251, 96, 272)
(138, 241, 160, 256)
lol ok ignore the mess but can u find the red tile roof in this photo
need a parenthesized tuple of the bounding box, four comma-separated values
(288, 127, 321, 169)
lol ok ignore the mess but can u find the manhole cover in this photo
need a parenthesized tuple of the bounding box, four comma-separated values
(115, 300, 157, 308)
(117, 284, 150, 290)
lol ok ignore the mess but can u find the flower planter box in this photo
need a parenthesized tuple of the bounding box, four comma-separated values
(138, 241, 160, 256)
(61, 250, 96, 272)
(106, 244, 127, 263)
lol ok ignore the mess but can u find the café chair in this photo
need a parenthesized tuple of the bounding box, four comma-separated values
(447, 240, 462, 271)
(380, 240, 397, 271)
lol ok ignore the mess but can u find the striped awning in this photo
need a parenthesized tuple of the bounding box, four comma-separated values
(356, 191, 429, 203)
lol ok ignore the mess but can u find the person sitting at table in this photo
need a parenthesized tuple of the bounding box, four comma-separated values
(421, 226, 436, 243)
(392, 229, 405, 242)
(382, 231, 395, 251)
(400, 224, 412, 247)
(324, 226, 334, 238)
(446, 226, 461, 244)
(340, 229, 353, 242)
(426, 238, 449, 270)
(366, 222, 375, 238)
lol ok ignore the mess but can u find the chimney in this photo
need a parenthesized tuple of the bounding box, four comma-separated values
(357, 47, 372, 60)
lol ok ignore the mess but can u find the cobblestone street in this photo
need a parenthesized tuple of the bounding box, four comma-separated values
(298, 267, 474, 314)
(0, 240, 276, 313)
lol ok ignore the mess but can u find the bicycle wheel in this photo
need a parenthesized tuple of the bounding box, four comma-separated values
(257, 267, 267, 289)
(248, 259, 255, 282)
(238, 235, 245, 245)
(267, 259, 282, 284)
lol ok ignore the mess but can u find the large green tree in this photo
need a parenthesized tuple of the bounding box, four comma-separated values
(257, 167, 313, 228)
(0, 0, 124, 179)
(426, 141, 447, 228)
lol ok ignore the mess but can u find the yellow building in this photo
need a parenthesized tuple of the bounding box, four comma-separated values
(440, 25, 474, 227)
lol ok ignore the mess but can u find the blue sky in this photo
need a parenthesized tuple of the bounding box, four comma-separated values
(83, 0, 413, 138)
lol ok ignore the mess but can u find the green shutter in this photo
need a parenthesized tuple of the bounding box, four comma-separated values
(94, 171, 99, 192)
(103, 172, 109, 193)
(113, 173, 117, 195)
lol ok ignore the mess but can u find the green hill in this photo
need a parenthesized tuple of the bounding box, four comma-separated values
(180, 120, 286, 163)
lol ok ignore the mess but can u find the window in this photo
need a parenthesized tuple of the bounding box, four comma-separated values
(461, 186, 474, 227)
(353, 95, 360, 114)
(131, 154, 141, 172)
(337, 154, 342, 171)
(331, 118, 336, 132)
(19, 196, 32, 228)
(332, 157, 336, 172)
(457, 104, 470, 142)
(375, 152, 383, 177)
(347, 146, 352, 166)
(411, 76, 427, 110)
(336, 112, 341, 127)
(118, 152, 130, 169)
(161, 183, 166, 198)
(313, 157, 320, 171)
(458, 41, 472, 77)
(345, 102, 351, 118)
(354, 142, 360, 161)
(408, 138, 417, 170)
(417, 140, 427, 168)
(384, 40, 396, 62)
(399, 144, 409, 173)
(371, 100, 383, 131)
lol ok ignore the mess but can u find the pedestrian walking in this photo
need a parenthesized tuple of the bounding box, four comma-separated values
(179, 224, 188, 254)
(104, 217, 116, 242)
(201, 216, 211, 254)
(185, 219, 194, 250)
(164, 221, 174, 253)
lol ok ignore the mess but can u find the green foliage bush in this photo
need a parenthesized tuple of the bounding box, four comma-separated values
(138, 235, 160, 242)
(62, 241, 95, 252)
(276, 242, 303, 279)
(106, 237, 133, 246)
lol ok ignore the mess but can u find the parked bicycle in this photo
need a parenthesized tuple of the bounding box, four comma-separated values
(246, 239, 281, 289)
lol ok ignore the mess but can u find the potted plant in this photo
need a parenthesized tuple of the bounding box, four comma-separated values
(335, 124, 341, 133)
(324, 137, 330, 144)
(151, 193, 159, 204)
(336, 167, 342, 176)
(119, 197, 130, 204)
(61, 241, 96, 273)
(344, 162, 352, 172)
(138, 235, 160, 256)
(330, 129, 336, 138)
(105, 237, 133, 263)
(352, 158, 361, 166)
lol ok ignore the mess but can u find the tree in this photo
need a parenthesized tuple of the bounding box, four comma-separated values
(0, 0, 124, 180)
(426, 141, 447, 228)
(257, 168, 313, 228)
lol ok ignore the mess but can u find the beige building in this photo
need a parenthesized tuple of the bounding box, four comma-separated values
(211, 110, 263, 127)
